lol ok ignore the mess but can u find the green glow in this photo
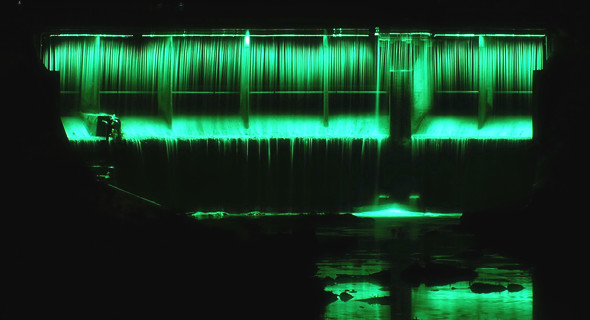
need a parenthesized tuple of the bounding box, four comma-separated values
(174, 36, 243, 93)
(250, 90, 323, 94)
(388, 32, 431, 36)
(249, 37, 323, 92)
(434, 37, 480, 92)
(140, 34, 369, 38)
(434, 34, 477, 37)
(143, 34, 244, 37)
(328, 37, 379, 91)
(412, 116, 532, 140)
(482, 37, 544, 92)
(43, 31, 543, 139)
(435, 91, 479, 93)
(324, 282, 390, 319)
(434, 34, 544, 38)
(44, 37, 85, 91)
(244, 30, 250, 47)
(485, 34, 545, 37)
(412, 281, 532, 319)
(61, 115, 389, 141)
(352, 203, 462, 218)
(251, 34, 324, 37)
(188, 206, 460, 220)
(50, 34, 133, 37)
(433, 35, 544, 103)
(330, 34, 369, 37)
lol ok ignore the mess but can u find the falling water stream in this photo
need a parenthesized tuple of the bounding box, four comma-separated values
(43, 32, 542, 318)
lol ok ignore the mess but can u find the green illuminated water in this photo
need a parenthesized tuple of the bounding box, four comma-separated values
(481, 37, 544, 92)
(47, 31, 541, 214)
(412, 116, 532, 140)
(43, 32, 545, 141)
(309, 213, 532, 320)
(61, 115, 389, 141)
(411, 279, 532, 319)
(410, 115, 533, 158)
(250, 37, 323, 91)
(434, 37, 480, 92)
(44, 33, 384, 117)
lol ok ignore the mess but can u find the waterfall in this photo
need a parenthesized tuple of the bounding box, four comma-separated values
(42, 31, 545, 212)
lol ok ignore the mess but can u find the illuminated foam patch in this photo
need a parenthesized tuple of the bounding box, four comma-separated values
(61, 115, 389, 141)
(188, 208, 460, 221)
(352, 203, 462, 218)
(190, 211, 304, 220)
(412, 116, 532, 140)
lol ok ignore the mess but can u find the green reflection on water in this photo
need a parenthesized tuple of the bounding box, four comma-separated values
(412, 279, 532, 320)
(324, 282, 390, 320)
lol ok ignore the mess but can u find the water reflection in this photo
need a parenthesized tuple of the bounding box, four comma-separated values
(188, 212, 533, 319)
(316, 216, 533, 319)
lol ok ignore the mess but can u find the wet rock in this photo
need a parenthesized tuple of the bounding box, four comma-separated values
(507, 284, 525, 292)
(339, 291, 354, 302)
(319, 276, 335, 286)
(321, 291, 339, 304)
(470, 283, 507, 293)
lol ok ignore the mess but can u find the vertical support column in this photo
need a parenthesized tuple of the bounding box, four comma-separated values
(323, 31, 329, 127)
(390, 39, 412, 142)
(158, 36, 173, 128)
(478, 35, 492, 129)
(375, 35, 381, 133)
(240, 30, 251, 129)
(411, 37, 432, 133)
(80, 35, 100, 114)
(532, 69, 544, 145)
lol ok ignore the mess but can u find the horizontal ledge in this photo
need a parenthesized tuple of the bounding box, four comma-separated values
(249, 91, 388, 94)
(49, 34, 133, 37)
(495, 91, 533, 94)
(330, 91, 388, 94)
(249, 91, 322, 94)
(65, 90, 390, 94)
(435, 91, 532, 94)
(386, 32, 432, 36)
(100, 91, 155, 94)
(141, 34, 369, 38)
(173, 91, 239, 94)
(49, 33, 544, 39)
(63, 90, 530, 95)
(411, 136, 532, 141)
(433, 34, 545, 38)
(435, 91, 479, 94)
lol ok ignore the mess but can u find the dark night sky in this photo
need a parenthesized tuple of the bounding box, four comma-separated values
(8, 0, 585, 32)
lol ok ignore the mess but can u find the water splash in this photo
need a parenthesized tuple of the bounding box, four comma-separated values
(61, 115, 389, 142)
(411, 116, 532, 157)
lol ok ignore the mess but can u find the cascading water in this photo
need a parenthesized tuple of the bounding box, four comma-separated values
(408, 34, 544, 211)
(42, 31, 545, 213)
(44, 31, 389, 212)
